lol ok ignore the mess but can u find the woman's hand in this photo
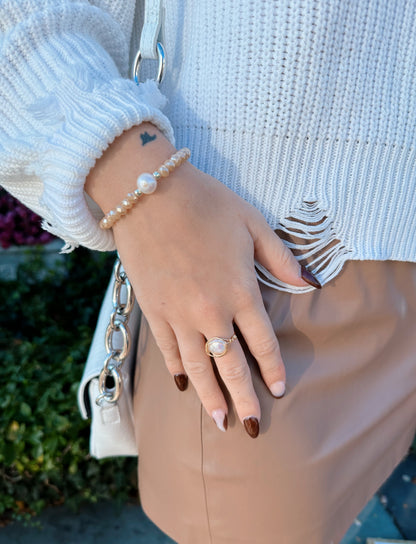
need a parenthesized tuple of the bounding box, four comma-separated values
(86, 124, 319, 438)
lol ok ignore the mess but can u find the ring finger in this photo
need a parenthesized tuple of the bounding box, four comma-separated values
(205, 328, 261, 438)
(176, 330, 229, 432)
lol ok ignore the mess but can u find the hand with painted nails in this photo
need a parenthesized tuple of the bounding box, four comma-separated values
(86, 124, 321, 439)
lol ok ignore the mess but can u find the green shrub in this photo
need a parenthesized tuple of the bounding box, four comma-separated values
(0, 247, 138, 523)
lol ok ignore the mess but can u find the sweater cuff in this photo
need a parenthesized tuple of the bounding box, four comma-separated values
(24, 37, 175, 252)
(33, 77, 174, 252)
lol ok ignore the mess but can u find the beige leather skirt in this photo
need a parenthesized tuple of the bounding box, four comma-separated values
(133, 260, 416, 544)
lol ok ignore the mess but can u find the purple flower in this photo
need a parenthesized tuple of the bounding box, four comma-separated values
(0, 188, 55, 247)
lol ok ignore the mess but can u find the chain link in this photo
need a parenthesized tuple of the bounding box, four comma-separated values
(95, 257, 135, 407)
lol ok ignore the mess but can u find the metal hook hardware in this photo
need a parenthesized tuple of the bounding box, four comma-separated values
(132, 42, 166, 85)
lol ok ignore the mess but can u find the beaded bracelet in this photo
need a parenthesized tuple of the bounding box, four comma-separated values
(99, 147, 191, 230)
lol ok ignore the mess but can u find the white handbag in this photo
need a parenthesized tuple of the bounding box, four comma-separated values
(77, 0, 165, 459)
(77, 258, 141, 458)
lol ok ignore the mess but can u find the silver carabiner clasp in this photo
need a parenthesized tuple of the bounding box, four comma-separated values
(132, 41, 166, 85)
(97, 366, 122, 405)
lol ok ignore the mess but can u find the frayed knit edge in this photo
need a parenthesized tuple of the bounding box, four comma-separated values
(41, 219, 79, 253)
(255, 201, 353, 294)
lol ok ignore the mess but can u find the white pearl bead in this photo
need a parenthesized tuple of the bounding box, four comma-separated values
(137, 172, 157, 194)
(209, 339, 227, 356)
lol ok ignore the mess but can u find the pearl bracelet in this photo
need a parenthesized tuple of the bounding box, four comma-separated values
(99, 147, 191, 230)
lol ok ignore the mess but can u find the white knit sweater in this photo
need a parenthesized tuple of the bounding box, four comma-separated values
(1, 0, 416, 293)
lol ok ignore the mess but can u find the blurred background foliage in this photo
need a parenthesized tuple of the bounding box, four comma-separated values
(0, 189, 54, 249)
(0, 246, 138, 524)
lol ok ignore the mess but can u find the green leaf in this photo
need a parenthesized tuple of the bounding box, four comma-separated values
(20, 402, 32, 418)
(4, 442, 17, 465)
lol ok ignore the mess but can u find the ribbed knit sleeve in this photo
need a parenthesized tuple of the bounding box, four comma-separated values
(0, 0, 175, 252)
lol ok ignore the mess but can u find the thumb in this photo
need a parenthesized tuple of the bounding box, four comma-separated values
(248, 216, 321, 289)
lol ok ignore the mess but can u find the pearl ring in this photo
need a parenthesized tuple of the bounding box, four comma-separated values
(205, 334, 237, 358)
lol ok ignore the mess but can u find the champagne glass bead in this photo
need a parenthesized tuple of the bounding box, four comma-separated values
(165, 159, 176, 171)
(126, 192, 137, 202)
(158, 165, 170, 177)
(109, 209, 121, 220)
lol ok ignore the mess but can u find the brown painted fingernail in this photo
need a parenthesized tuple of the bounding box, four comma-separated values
(300, 265, 322, 289)
(174, 374, 188, 391)
(243, 416, 259, 438)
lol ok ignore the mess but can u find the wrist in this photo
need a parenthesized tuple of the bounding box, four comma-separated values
(99, 147, 191, 230)
(85, 123, 176, 212)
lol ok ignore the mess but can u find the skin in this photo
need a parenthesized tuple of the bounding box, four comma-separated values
(85, 123, 311, 435)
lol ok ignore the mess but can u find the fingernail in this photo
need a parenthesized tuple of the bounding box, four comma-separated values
(212, 409, 228, 432)
(300, 265, 322, 289)
(174, 373, 188, 391)
(270, 380, 286, 398)
(243, 416, 260, 438)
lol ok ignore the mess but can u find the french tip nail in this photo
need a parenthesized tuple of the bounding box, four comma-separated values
(212, 410, 228, 432)
(300, 265, 322, 289)
(243, 416, 260, 438)
(270, 380, 286, 398)
(174, 373, 188, 391)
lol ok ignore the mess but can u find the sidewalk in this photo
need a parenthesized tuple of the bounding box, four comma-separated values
(340, 452, 416, 544)
(1, 452, 414, 544)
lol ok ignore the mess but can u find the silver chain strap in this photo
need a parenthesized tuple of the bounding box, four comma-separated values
(94, 0, 163, 407)
(95, 258, 134, 407)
